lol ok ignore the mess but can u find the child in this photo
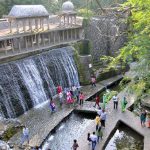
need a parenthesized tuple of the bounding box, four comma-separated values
(79, 92, 85, 105)
(72, 139, 79, 150)
(87, 133, 91, 144)
(50, 99, 56, 112)
(96, 127, 103, 142)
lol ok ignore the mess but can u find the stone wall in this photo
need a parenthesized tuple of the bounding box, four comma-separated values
(85, 7, 130, 62)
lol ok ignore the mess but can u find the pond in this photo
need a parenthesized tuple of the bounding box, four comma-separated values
(42, 111, 96, 150)
(105, 122, 144, 150)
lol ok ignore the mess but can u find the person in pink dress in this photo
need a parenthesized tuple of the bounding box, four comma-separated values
(66, 91, 74, 104)
(79, 92, 85, 105)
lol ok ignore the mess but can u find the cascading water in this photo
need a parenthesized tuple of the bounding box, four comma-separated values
(0, 46, 80, 118)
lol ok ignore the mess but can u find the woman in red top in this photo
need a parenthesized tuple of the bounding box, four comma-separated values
(94, 95, 100, 108)
(79, 92, 85, 105)
(57, 85, 62, 94)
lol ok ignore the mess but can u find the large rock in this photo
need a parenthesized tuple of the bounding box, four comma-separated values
(0, 140, 10, 150)
(141, 96, 150, 108)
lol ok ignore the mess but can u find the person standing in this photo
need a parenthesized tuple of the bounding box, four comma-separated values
(87, 133, 91, 144)
(121, 96, 128, 112)
(79, 92, 85, 105)
(93, 95, 100, 108)
(140, 109, 147, 127)
(72, 85, 77, 98)
(95, 115, 101, 131)
(72, 139, 79, 150)
(90, 132, 97, 150)
(112, 95, 118, 109)
(102, 94, 107, 109)
(20, 126, 29, 147)
(100, 109, 107, 128)
(49, 99, 56, 112)
(96, 127, 103, 142)
(76, 88, 80, 104)
(97, 107, 102, 117)
(58, 92, 63, 107)
(57, 85, 62, 94)
(91, 76, 96, 87)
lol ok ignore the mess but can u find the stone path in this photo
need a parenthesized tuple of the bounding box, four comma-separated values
(9, 75, 122, 149)
(77, 93, 150, 150)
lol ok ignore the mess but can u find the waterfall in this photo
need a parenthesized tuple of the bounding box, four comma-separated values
(0, 46, 79, 118)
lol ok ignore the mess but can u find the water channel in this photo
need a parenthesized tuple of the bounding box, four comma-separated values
(105, 122, 144, 150)
(42, 111, 96, 150)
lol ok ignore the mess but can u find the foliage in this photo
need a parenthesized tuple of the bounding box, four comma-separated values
(119, 76, 131, 89)
(105, 90, 118, 103)
(77, 8, 94, 19)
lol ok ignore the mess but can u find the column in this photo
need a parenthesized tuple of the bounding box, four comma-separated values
(67, 15, 69, 26)
(62, 30, 64, 41)
(64, 16, 65, 26)
(29, 19, 32, 31)
(9, 21, 12, 33)
(70, 29, 72, 40)
(74, 16, 77, 25)
(48, 32, 51, 45)
(23, 19, 26, 32)
(70, 16, 73, 26)
(75, 29, 77, 39)
(11, 39, 14, 53)
(47, 18, 49, 30)
(67, 30, 69, 41)
(40, 18, 42, 29)
(4, 41, 7, 55)
(35, 18, 38, 31)
(18, 38, 21, 52)
(25, 36, 28, 50)
(58, 31, 60, 43)
(16, 20, 19, 33)
(42, 18, 44, 31)
(59, 16, 61, 26)
(53, 32, 55, 44)
(31, 36, 34, 49)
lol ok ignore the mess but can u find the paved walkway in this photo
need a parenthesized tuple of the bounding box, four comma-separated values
(77, 92, 150, 150)
(9, 75, 122, 149)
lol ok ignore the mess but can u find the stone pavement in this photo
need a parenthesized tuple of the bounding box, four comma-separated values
(76, 90, 150, 150)
(9, 75, 122, 149)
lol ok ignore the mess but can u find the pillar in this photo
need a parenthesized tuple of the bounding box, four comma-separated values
(53, 32, 55, 44)
(66, 30, 69, 41)
(35, 18, 38, 31)
(31, 36, 34, 48)
(9, 21, 12, 33)
(42, 18, 44, 31)
(16, 20, 19, 33)
(47, 18, 49, 30)
(64, 16, 65, 26)
(59, 16, 61, 26)
(62, 30, 64, 41)
(74, 16, 77, 25)
(25, 36, 28, 50)
(48, 32, 51, 45)
(70, 29, 72, 40)
(75, 29, 77, 39)
(18, 38, 21, 52)
(4, 41, 7, 55)
(23, 19, 26, 32)
(67, 15, 69, 25)
(29, 19, 32, 31)
(11, 39, 14, 53)
(70, 16, 73, 26)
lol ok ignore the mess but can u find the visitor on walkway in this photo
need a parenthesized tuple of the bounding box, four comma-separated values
(97, 107, 102, 117)
(50, 99, 56, 112)
(72, 139, 79, 150)
(58, 92, 63, 107)
(66, 90, 74, 104)
(95, 115, 101, 131)
(91, 76, 96, 87)
(72, 85, 77, 98)
(76, 88, 80, 104)
(90, 132, 97, 150)
(87, 133, 91, 144)
(20, 126, 29, 147)
(57, 85, 62, 94)
(102, 94, 107, 109)
(112, 95, 118, 109)
(79, 92, 85, 105)
(140, 109, 147, 127)
(96, 127, 103, 142)
(100, 109, 107, 128)
(93, 95, 100, 108)
(121, 96, 128, 112)
(146, 113, 150, 128)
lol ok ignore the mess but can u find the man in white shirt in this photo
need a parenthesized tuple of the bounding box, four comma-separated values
(112, 95, 118, 109)
(20, 126, 29, 146)
(90, 132, 97, 150)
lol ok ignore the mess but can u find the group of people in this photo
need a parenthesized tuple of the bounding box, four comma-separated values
(49, 85, 85, 113)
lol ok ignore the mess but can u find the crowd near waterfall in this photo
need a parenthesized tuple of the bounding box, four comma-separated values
(0, 47, 79, 118)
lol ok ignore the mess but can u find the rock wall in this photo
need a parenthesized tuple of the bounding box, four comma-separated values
(86, 7, 130, 62)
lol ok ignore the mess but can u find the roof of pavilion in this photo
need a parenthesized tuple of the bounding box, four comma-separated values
(8, 5, 49, 19)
